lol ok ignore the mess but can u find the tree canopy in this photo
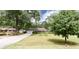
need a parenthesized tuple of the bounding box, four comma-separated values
(0, 10, 40, 32)
(48, 10, 79, 43)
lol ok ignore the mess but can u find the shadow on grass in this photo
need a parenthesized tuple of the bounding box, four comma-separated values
(48, 39, 78, 45)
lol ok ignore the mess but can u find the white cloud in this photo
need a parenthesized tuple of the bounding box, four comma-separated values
(31, 17, 35, 23)
(40, 10, 59, 22)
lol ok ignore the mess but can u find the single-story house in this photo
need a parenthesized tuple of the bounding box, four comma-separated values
(0, 27, 16, 35)
(33, 28, 48, 33)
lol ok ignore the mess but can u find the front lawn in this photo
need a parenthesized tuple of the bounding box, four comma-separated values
(4, 32, 79, 49)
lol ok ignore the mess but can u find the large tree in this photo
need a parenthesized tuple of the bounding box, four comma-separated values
(18, 10, 32, 29)
(30, 10, 40, 27)
(0, 10, 40, 31)
(49, 10, 79, 44)
(0, 11, 14, 27)
(6, 10, 23, 32)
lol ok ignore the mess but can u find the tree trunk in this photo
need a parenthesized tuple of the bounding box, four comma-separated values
(65, 36, 67, 44)
(15, 16, 19, 32)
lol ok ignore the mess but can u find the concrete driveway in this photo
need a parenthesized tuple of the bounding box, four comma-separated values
(0, 31, 33, 48)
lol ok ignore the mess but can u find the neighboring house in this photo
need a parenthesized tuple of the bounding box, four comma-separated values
(0, 27, 16, 35)
(33, 28, 48, 33)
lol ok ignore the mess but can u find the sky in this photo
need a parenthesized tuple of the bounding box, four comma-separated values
(40, 10, 58, 22)
(31, 10, 59, 23)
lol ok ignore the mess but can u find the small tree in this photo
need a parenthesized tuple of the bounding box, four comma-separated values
(49, 10, 79, 44)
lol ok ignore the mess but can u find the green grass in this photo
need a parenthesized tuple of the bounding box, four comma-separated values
(4, 32, 79, 49)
